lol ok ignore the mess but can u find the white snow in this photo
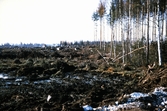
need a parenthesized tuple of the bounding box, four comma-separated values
(83, 87, 167, 111)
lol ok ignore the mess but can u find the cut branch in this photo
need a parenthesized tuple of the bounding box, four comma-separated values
(113, 46, 147, 62)
(96, 49, 109, 64)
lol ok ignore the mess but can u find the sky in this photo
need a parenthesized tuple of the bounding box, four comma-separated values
(0, 0, 100, 44)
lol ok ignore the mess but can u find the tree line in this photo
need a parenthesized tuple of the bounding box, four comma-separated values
(92, 0, 167, 66)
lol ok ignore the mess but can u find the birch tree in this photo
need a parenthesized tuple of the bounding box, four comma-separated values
(156, 0, 162, 66)
(92, 11, 99, 44)
(108, 2, 114, 58)
(108, 1, 117, 58)
(119, 0, 125, 63)
(146, 0, 150, 65)
(126, 0, 131, 63)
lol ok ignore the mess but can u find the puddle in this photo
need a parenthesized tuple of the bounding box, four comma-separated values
(0, 73, 29, 85)
(0, 71, 124, 88)
(0, 72, 117, 88)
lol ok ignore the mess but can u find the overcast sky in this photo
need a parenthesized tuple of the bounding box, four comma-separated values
(0, 0, 99, 44)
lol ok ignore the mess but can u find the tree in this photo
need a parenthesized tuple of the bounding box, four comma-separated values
(126, 0, 132, 63)
(107, 1, 114, 58)
(94, 0, 167, 66)
(92, 11, 99, 43)
(156, 0, 162, 66)
(97, 1, 106, 49)
(107, 0, 118, 58)
(119, 0, 125, 63)
(146, 0, 150, 65)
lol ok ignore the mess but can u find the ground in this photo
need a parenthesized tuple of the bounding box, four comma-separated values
(0, 46, 167, 111)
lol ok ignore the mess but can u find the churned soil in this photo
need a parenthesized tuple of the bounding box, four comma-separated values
(0, 46, 167, 111)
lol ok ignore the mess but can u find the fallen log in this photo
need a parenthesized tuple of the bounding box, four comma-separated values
(113, 46, 147, 62)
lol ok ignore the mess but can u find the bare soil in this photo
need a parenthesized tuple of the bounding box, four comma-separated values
(0, 46, 167, 111)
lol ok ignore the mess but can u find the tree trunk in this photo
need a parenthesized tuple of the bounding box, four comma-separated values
(110, 27, 113, 58)
(94, 21, 98, 42)
(113, 24, 116, 58)
(166, 4, 167, 40)
(100, 18, 102, 49)
(103, 18, 105, 51)
(110, 5, 113, 58)
(126, 0, 131, 63)
(146, 0, 150, 65)
(156, 0, 162, 66)
(119, 0, 124, 63)
(152, 13, 155, 41)
(141, 6, 144, 40)
(162, 13, 166, 41)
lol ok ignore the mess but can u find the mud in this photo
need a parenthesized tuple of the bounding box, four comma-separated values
(0, 46, 167, 111)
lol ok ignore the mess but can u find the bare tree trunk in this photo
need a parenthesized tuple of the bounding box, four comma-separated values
(146, 0, 150, 65)
(162, 13, 166, 41)
(95, 21, 98, 42)
(136, 7, 139, 44)
(153, 6, 157, 42)
(141, 6, 144, 40)
(126, 0, 131, 63)
(94, 22, 95, 42)
(94, 21, 98, 42)
(156, 0, 162, 66)
(115, 3, 118, 58)
(100, 18, 102, 49)
(152, 14, 155, 41)
(136, 6, 140, 64)
(122, 23, 125, 64)
(110, 6, 113, 58)
(113, 24, 116, 58)
(166, 4, 167, 40)
(110, 27, 113, 58)
(119, 0, 124, 63)
(103, 18, 105, 51)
